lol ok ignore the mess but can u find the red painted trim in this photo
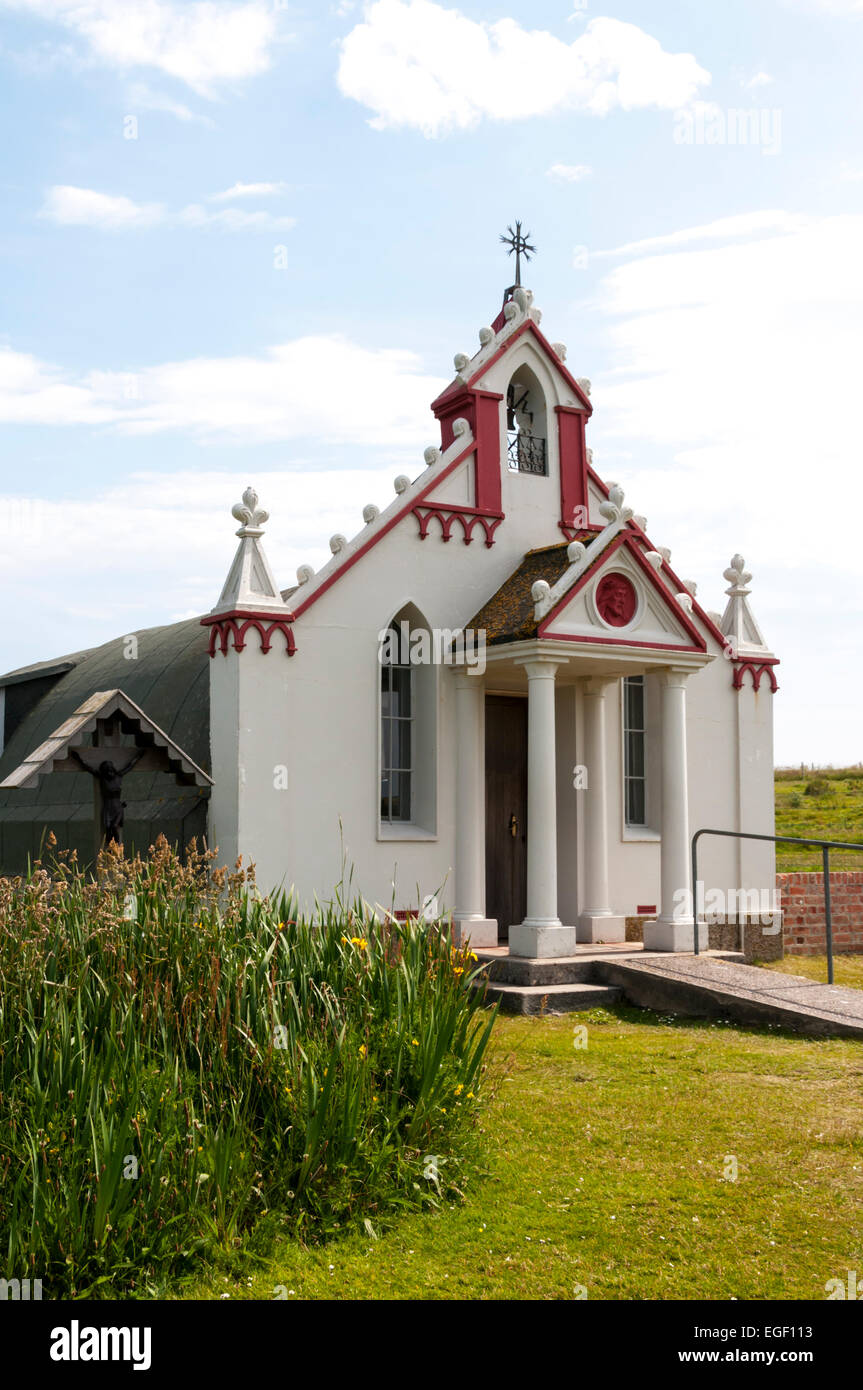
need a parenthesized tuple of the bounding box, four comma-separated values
(556, 405, 589, 535)
(587, 466, 733, 654)
(542, 632, 705, 653)
(474, 391, 503, 514)
(636, 905, 657, 915)
(430, 319, 593, 417)
(537, 531, 708, 652)
(413, 504, 504, 547)
(467, 319, 593, 413)
(732, 661, 779, 693)
(290, 438, 478, 621)
(200, 610, 297, 657)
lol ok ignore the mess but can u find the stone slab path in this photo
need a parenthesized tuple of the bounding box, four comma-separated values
(600, 954, 863, 1039)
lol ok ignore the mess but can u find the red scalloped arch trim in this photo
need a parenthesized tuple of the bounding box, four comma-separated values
(201, 611, 296, 657)
(732, 661, 778, 692)
(413, 504, 504, 547)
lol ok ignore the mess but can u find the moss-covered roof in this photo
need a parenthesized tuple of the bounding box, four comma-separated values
(467, 535, 595, 645)
(0, 615, 210, 871)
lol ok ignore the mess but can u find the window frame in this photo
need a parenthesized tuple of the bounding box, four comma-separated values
(622, 674, 648, 830)
(376, 610, 439, 842)
(379, 640, 414, 825)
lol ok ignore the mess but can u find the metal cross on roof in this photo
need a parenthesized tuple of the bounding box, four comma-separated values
(499, 220, 536, 289)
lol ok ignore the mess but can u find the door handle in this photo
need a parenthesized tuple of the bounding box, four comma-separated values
(509, 813, 518, 838)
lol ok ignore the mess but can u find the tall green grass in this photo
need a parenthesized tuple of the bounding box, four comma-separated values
(0, 837, 496, 1297)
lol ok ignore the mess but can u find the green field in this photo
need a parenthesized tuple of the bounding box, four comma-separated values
(760, 954, 863, 991)
(179, 1006, 863, 1302)
(775, 767, 863, 870)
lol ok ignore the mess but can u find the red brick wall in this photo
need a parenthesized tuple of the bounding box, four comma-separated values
(777, 872, 863, 956)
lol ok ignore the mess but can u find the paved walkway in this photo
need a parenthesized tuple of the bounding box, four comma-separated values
(600, 954, 863, 1039)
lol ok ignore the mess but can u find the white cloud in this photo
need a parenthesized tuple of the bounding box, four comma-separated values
(127, 81, 215, 125)
(40, 185, 166, 229)
(0, 346, 116, 424)
(745, 70, 774, 89)
(546, 163, 593, 182)
(838, 163, 863, 181)
(337, 1, 710, 136)
(0, 335, 447, 447)
(40, 185, 295, 230)
(595, 211, 809, 259)
(0, 0, 281, 96)
(178, 203, 296, 229)
(210, 181, 289, 201)
(0, 466, 411, 674)
(589, 211, 863, 762)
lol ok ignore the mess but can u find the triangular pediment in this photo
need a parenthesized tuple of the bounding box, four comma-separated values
(0, 689, 213, 791)
(539, 534, 707, 653)
(431, 292, 592, 418)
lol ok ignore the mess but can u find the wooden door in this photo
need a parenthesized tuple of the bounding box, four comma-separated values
(485, 695, 528, 943)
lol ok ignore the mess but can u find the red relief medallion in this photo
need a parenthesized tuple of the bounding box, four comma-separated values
(595, 573, 637, 627)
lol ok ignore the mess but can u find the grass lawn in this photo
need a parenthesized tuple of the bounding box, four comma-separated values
(775, 767, 863, 870)
(758, 954, 863, 991)
(177, 1004, 863, 1302)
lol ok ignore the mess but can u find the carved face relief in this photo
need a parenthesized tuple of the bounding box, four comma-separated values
(595, 573, 637, 628)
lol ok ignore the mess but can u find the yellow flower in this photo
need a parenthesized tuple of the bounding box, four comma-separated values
(276, 921, 285, 932)
(454, 1084, 464, 1096)
(452, 966, 464, 976)
(358, 1045, 367, 1058)
(467, 1092, 475, 1100)
(350, 936, 368, 951)
(410, 1039, 419, 1047)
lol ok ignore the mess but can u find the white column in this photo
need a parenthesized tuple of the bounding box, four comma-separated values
(451, 673, 497, 949)
(644, 669, 707, 952)
(510, 657, 575, 959)
(578, 678, 626, 943)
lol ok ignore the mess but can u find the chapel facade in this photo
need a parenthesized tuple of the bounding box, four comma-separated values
(0, 280, 778, 955)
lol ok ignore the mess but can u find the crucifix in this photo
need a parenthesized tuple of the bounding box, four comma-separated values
(70, 746, 146, 847)
(500, 220, 536, 301)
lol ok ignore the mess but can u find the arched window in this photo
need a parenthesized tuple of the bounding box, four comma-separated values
(380, 622, 413, 823)
(379, 605, 437, 837)
(623, 675, 646, 827)
(506, 364, 548, 476)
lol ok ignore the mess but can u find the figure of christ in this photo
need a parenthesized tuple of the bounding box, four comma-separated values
(70, 747, 147, 845)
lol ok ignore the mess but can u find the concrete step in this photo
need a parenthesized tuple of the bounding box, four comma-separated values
(479, 981, 623, 1016)
(473, 946, 642, 988)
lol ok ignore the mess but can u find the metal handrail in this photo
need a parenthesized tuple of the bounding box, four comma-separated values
(691, 827, 863, 984)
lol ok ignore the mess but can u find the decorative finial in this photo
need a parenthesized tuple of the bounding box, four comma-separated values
(724, 554, 752, 593)
(598, 482, 633, 525)
(231, 486, 269, 536)
(500, 220, 536, 299)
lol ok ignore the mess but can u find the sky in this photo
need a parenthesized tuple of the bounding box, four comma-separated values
(0, 0, 861, 765)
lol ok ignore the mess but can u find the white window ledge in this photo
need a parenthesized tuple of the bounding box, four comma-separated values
(377, 823, 438, 842)
(622, 826, 661, 843)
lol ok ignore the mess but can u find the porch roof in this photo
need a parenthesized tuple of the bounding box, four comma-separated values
(467, 536, 593, 645)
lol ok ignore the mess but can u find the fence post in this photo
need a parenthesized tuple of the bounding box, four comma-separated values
(691, 833, 700, 956)
(822, 845, 834, 985)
